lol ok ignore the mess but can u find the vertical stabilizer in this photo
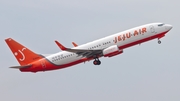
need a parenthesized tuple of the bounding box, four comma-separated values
(5, 38, 43, 65)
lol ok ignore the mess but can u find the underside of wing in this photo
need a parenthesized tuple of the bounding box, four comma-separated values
(55, 40, 103, 58)
(67, 48, 103, 58)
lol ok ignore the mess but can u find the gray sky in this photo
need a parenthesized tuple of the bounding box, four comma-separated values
(1, 0, 180, 101)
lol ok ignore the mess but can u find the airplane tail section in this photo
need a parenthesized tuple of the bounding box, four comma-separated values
(5, 38, 43, 66)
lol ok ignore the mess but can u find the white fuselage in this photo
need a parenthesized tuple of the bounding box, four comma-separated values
(46, 23, 172, 65)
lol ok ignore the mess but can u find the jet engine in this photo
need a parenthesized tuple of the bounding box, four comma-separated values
(103, 45, 123, 57)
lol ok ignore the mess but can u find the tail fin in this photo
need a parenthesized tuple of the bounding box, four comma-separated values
(5, 38, 43, 66)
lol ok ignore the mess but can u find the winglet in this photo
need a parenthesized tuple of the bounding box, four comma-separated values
(72, 42, 78, 47)
(55, 40, 67, 51)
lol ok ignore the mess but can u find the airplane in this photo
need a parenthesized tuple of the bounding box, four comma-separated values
(5, 23, 173, 73)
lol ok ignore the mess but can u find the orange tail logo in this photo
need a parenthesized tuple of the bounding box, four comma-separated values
(14, 47, 26, 61)
(5, 38, 43, 65)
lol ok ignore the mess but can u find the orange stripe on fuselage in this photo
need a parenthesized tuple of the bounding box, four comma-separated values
(119, 31, 168, 49)
(20, 31, 168, 73)
(20, 57, 93, 72)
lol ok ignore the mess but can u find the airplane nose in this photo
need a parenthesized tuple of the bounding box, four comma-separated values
(165, 24, 173, 30)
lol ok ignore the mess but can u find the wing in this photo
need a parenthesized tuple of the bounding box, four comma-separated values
(55, 40, 103, 58)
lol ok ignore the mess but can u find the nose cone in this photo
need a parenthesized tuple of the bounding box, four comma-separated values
(165, 24, 173, 30)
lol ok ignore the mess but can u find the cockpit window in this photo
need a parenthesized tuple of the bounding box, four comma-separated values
(158, 23, 165, 26)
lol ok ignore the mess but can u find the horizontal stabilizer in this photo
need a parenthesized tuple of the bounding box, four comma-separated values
(9, 64, 32, 69)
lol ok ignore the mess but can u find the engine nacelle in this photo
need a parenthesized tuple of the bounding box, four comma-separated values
(103, 45, 123, 57)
